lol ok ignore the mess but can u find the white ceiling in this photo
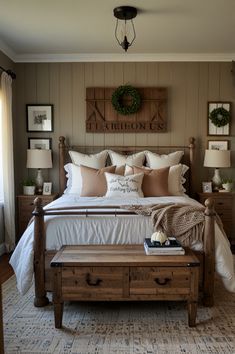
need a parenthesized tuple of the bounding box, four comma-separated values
(0, 0, 235, 62)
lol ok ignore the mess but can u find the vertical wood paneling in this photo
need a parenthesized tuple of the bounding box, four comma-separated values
(123, 62, 136, 146)
(36, 64, 50, 103)
(185, 63, 199, 144)
(135, 63, 148, 146)
(72, 63, 85, 146)
(113, 63, 124, 146)
(59, 64, 73, 140)
(93, 63, 105, 146)
(146, 63, 159, 146)
(84, 63, 94, 146)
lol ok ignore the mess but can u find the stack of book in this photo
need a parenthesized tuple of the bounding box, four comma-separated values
(144, 237, 185, 255)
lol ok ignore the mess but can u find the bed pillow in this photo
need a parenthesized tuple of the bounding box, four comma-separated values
(127, 164, 189, 196)
(145, 150, 184, 168)
(105, 172, 144, 198)
(80, 165, 117, 197)
(108, 150, 145, 167)
(133, 166, 170, 197)
(69, 150, 108, 169)
(64, 163, 82, 195)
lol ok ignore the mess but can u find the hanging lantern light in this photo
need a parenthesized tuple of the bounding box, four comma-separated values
(113, 6, 137, 52)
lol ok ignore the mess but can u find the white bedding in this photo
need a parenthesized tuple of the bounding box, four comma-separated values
(10, 194, 235, 295)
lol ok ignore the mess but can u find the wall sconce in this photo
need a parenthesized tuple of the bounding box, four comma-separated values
(113, 6, 137, 52)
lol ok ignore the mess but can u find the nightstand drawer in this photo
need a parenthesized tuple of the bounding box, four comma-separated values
(213, 198, 232, 209)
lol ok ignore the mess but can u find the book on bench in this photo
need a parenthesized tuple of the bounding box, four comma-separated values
(144, 237, 185, 255)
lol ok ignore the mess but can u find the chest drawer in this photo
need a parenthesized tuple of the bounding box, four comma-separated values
(61, 266, 126, 300)
(129, 267, 191, 295)
(213, 198, 232, 210)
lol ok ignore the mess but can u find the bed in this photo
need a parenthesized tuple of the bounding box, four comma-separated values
(10, 137, 235, 308)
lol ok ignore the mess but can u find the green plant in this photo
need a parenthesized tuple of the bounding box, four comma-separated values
(22, 178, 35, 186)
(111, 85, 141, 115)
(221, 177, 234, 184)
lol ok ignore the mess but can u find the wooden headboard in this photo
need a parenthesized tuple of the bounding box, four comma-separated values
(58, 137, 196, 197)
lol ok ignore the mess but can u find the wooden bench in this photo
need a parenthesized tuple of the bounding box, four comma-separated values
(51, 245, 200, 328)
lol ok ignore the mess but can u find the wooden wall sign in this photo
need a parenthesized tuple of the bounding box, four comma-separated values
(86, 87, 167, 133)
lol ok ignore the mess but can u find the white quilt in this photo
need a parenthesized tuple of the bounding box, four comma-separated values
(10, 194, 235, 295)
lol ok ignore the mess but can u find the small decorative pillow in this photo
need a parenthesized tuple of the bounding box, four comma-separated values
(69, 150, 108, 169)
(80, 165, 117, 197)
(108, 150, 145, 167)
(133, 166, 170, 197)
(145, 150, 184, 168)
(105, 172, 144, 198)
(64, 163, 82, 195)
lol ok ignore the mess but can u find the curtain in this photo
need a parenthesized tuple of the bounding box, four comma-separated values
(0, 72, 15, 251)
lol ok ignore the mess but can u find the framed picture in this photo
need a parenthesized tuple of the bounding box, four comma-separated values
(202, 181, 212, 193)
(43, 182, 52, 195)
(208, 140, 229, 150)
(28, 137, 52, 150)
(207, 102, 231, 136)
(26, 104, 53, 132)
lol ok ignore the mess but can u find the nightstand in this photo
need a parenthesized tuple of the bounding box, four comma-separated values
(197, 192, 234, 244)
(17, 193, 59, 240)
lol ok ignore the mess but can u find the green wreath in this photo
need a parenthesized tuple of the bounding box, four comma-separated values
(209, 107, 230, 127)
(111, 85, 141, 115)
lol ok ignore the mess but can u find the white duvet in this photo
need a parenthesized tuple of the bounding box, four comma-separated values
(10, 194, 235, 295)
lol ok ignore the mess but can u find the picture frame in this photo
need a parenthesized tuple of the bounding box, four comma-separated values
(208, 140, 229, 150)
(26, 104, 53, 132)
(43, 182, 52, 195)
(207, 102, 231, 136)
(28, 137, 52, 150)
(202, 181, 212, 193)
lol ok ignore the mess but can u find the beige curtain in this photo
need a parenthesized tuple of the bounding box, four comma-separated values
(0, 72, 15, 251)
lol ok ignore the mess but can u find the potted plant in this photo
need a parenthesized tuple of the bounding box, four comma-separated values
(221, 178, 234, 192)
(22, 178, 36, 195)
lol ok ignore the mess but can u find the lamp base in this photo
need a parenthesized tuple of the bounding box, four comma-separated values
(35, 169, 44, 195)
(212, 168, 222, 191)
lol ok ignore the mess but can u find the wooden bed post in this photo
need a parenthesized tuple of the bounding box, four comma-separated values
(59, 136, 66, 196)
(33, 197, 49, 307)
(188, 137, 195, 197)
(203, 197, 215, 307)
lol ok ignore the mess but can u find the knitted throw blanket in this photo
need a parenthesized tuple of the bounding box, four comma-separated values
(123, 203, 206, 247)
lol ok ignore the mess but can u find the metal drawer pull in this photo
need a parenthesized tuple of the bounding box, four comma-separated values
(218, 202, 224, 205)
(86, 273, 102, 286)
(154, 277, 171, 285)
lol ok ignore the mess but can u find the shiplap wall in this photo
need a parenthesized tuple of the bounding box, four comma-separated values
(14, 62, 235, 195)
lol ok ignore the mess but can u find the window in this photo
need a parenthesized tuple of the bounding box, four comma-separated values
(0, 95, 3, 202)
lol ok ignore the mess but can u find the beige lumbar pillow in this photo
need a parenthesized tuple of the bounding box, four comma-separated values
(105, 172, 144, 198)
(108, 150, 145, 167)
(80, 165, 116, 197)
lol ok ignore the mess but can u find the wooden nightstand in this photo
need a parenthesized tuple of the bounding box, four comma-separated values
(17, 193, 59, 240)
(197, 192, 234, 243)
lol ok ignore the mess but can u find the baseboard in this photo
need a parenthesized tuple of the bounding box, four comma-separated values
(0, 243, 6, 256)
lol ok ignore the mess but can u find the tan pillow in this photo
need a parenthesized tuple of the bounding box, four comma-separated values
(80, 165, 116, 197)
(133, 166, 170, 197)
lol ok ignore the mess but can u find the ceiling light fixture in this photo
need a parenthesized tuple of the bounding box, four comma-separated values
(113, 6, 137, 52)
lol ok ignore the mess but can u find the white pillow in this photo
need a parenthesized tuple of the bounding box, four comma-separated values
(108, 150, 145, 167)
(64, 163, 82, 195)
(145, 150, 184, 168)
(105, 172, 144, 198)
(69, 150, 108, 169)
(168, 164, 189, 195)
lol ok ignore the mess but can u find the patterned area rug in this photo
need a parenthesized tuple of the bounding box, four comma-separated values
(2, 276, 235, 354)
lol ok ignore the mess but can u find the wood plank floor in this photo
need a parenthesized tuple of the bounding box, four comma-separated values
(0, 254, 14, 285)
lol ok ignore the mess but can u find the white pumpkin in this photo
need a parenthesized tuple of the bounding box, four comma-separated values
(151, 230, 168, 245)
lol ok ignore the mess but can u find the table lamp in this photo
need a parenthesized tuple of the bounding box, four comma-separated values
(204, 149, 231, 191)
(26, 149, 52, 194)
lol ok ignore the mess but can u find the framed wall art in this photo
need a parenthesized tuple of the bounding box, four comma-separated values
(208, 140, 229, 150)
(28, 137, 52, 150)
(26, 104, 53, 132)
(207, 102, 231, 136)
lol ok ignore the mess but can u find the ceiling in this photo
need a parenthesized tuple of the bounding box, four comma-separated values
(0, 0, 235, 62)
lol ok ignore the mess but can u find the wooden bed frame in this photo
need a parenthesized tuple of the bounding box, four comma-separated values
(32, 136, 215, 308)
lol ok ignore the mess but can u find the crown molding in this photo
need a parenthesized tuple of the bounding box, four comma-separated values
(0, 39, 235, 63)
(11, 52, 235, 63)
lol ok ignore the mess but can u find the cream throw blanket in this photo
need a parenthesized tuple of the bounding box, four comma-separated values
(123, 203, 207, 247)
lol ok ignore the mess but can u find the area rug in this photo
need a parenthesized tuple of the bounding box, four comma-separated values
(2, 276, 235, 354)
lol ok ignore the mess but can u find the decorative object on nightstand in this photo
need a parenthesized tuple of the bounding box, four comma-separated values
(22, 178, 36, 195)
(17, 193, 59, 240)
(26, 149, 52, 194)
(221, 178, 234, 192)
(203, 149, 231, 191)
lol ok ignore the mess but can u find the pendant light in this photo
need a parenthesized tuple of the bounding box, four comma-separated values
(113, 6, 137, 52)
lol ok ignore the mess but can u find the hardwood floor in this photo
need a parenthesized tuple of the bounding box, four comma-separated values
(0, 254, 14, 285)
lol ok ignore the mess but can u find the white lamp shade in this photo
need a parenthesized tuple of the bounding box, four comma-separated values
(26, 149, 52, 169)
(204, 149, 231, 168)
